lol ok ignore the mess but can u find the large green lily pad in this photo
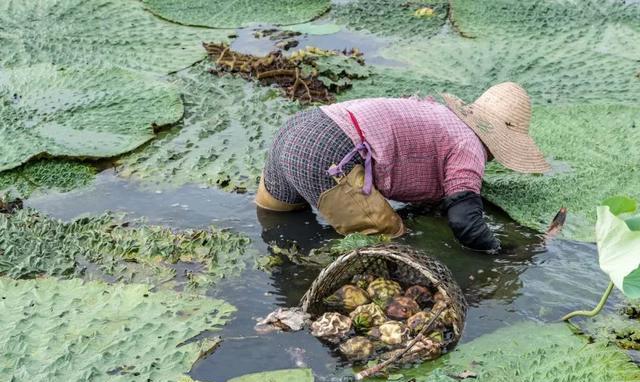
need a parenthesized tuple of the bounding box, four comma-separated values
(0, 159, 96, 198)
(119, 65, 301, 192)
(142, 0, 330, 28)
(0, 208, 251, 288)
(0, 277, 235, 382)
(338, 1, 640, 241)
(449, 0, 640, 38)
(0, 64, 183, 172)
(331, 0, 449, 39)
(482, 105, 640, 241)
(388, 322, 640, 382)
(0, 0, 230, 74)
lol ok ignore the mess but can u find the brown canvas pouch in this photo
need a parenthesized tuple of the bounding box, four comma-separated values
(318, 164, 404, 238)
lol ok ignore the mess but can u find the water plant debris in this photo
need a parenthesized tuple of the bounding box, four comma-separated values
(204, 43, 369, 104)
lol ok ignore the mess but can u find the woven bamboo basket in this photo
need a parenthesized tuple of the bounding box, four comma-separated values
(300, 243, 467, 349)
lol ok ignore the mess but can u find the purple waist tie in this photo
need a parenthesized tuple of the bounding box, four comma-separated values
(327, 110, 373, 195)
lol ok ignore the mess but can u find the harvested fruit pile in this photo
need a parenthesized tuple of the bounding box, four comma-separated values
(309, 275, 456, 364)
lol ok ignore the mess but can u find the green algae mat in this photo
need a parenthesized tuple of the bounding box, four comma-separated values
(0, 277, 235, 382)
(0, 208, 251, 287)
(0, 0, 230, 74)
(0, 64, 183, 172)
(142, 0, 330, 28)
(385, 322, 640, 382)
(118, 64, 301, 192)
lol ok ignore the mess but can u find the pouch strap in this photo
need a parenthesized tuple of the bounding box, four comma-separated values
(327, 110, 373, 195)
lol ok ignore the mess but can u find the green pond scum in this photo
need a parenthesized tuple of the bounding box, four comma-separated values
(0, 208, 251, 288)
(0, 277, 235, 382)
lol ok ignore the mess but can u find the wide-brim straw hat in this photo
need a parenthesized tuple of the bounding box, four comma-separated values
(442, 82, 551, 173)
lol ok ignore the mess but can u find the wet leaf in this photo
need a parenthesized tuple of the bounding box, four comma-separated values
(597, 205, 640, 299)
(227, 368, 313, 382)
(396, 322, 640, 382)
(331, 0, 449, 38)
(0, 0, 230, 74)
(0, 208, 251, 287)
(0, 159, 95, 198)
(0, 64, 183, 172)
(142, 0, 330, 28)
(602, 196, 637, 216)
(0, 277, 235, 382)
(118, 64, 301, 192)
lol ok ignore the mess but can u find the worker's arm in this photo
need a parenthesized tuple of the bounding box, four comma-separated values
(443, 191, 501, 253)
(442, 139, 500, 253)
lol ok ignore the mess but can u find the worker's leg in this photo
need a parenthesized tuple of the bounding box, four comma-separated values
(255, 114, 308, 212)
(278, 108, 404, 238)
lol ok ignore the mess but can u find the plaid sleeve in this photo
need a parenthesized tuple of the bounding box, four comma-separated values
(443, 138, 486, 196)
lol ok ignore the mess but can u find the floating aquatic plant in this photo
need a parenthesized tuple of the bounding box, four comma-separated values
(331, 0, 449, 39)
(142, 0, 330, 28)
(390, 322, 640, 382)
(341, 1, 640, 240)
(0, 0, 231, 74)
(204, 43, 369, 104)
(0, 64, 183, 172)
(118, 63, 301, 192)
(0, 277, 235, 382)
(0, 208, 251, 288)
(0, 160, 96, 198)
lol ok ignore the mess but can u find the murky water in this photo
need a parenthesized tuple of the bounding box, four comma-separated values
(27, 170, 616, 381)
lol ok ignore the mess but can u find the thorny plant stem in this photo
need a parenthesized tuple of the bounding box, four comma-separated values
(561, 281, 615, 321)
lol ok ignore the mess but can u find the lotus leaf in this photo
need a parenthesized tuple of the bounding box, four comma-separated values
(0, 159, 95, 198)
(449, 0, 640, 38)
(602, 195, 638, 217)
(0, 277, 235, 382)
(142, 0, 330, 28)
(345, 2, 640, 240)
(0, 64, 183, 172)
(597, 206, 640, 298)
(331, 0, 449, 38)
(0, 0, 230, 74)
(0, 208, 251, 287)
(227, 368, 313, 382)
(395, 322, 640, 382)
(118, 64, 301, 192)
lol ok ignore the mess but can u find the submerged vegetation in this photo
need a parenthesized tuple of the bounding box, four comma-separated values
(0, 278, 235, 381)
(0, 208, 251, 287)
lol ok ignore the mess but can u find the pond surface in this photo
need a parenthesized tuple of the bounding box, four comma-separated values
(27, 170, 616, 381)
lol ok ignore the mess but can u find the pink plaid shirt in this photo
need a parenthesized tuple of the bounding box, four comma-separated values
(320, 97, 487, 203)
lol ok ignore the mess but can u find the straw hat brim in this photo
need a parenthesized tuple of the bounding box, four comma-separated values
(441, 93, 551, 174)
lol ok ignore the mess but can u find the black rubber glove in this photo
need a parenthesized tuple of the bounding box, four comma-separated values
(443, 191, 501, 253)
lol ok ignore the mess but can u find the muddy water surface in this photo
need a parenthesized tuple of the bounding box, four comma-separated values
(28, 171, 614, 381)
